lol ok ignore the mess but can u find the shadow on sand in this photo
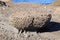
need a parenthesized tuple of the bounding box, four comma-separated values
(25, 22, 60, 33)
(43, 22, 60, 32)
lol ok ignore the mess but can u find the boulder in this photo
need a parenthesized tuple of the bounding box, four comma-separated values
(8, 3, 52, 31)
(0, 2, 56, 40)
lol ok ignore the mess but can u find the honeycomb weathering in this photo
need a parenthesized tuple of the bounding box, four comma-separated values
(8, 4, 52, 31)
(0, 2, 56, 40)
(9, 13, 51, 31)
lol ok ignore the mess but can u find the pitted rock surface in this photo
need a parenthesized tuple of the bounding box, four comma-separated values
(6, 3, 52, 31)
(0, 3, 56, 40)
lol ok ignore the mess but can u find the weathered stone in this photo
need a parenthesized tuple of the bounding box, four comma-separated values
(7, 3, 52, 31)
(0, 2, 57, 40)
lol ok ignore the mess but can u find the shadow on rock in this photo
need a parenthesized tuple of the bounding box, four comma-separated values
(24, 22, 60, 33)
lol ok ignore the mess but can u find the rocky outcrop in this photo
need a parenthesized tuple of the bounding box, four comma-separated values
(0, 2, 55, 40)
(7, 3, 52, 32)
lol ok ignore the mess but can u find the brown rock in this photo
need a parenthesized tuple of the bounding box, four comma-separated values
(7, 3, 52, 31)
